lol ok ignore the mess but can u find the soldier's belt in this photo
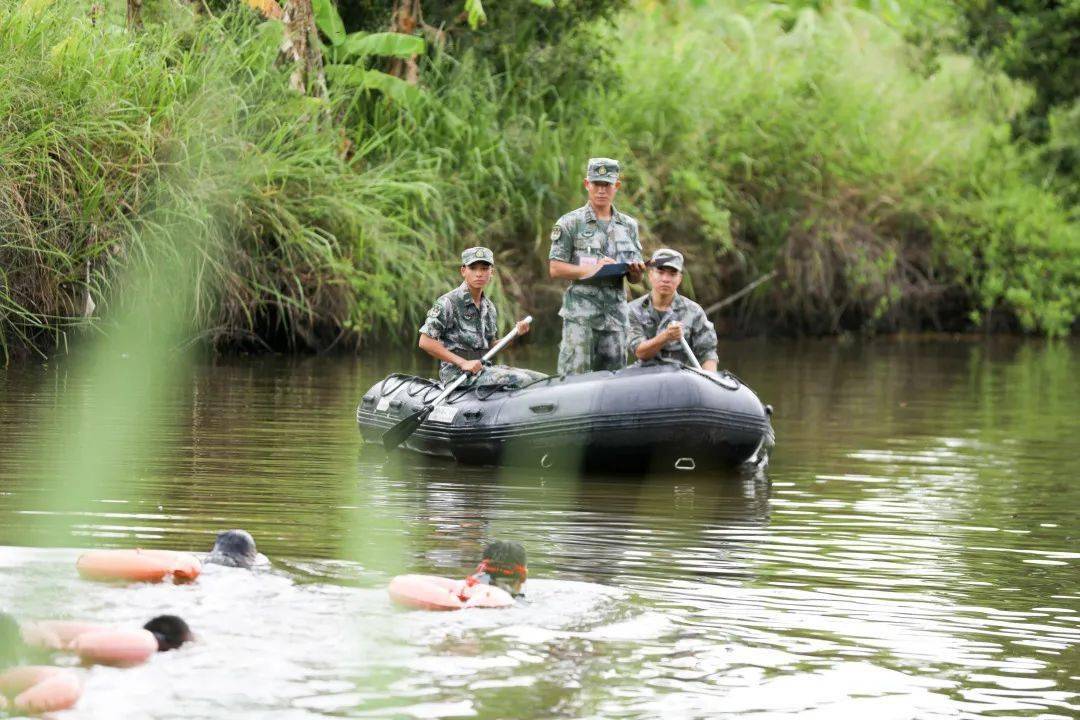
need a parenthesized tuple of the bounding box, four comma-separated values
(449, 347, 486, 361)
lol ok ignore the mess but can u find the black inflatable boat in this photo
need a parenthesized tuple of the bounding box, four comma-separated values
(356, 363, 774, 472)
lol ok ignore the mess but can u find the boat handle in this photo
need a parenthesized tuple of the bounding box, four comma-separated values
(463, 409, 483, 420)
(529, 403, 556, 414)
(675, 457, 696, 471)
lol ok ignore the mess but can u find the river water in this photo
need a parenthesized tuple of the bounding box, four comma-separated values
(0, 337, 1076, 719)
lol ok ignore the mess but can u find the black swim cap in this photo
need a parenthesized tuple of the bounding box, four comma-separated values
(143, 615, 193, 651)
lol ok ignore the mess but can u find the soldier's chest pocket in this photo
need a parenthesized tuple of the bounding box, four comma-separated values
(611, 227, 638, 261)
(482, 312, 497, 341)
(573, 231, 603, 260)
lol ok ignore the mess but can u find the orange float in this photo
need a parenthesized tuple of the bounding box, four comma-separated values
(388, 574, 515, 611)
(0, 666, 81, 714)
(72, 629, 158, 667)
(75, 549, 201, 583)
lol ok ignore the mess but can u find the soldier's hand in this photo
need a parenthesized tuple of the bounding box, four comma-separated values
(515, 320, 531, 336)
(459, 359, 484, 374)
(583, 257, 616, 279)
(663, 322, 684, 342)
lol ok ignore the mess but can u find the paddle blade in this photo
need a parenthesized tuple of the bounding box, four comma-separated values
(381, 406, 432, 450)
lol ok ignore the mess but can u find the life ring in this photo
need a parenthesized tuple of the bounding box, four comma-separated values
(0, 667, 82, 714)
(75, 549, 201, 583)
(72, 629, 158, 667)
(388, 574, 514, 611)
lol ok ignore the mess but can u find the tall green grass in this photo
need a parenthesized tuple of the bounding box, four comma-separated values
(602, 2, 1077, 335)
(354, 0, 1077, 337)
(0, 0, 449, 361)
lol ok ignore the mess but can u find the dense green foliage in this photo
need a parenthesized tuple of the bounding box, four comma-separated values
(0, 0, 1075, 361)
(957, 1, 1079, 135)
(0, 0, 451, 360)
(955, 0, 1080, 202)
(602, 3, 1077, 335)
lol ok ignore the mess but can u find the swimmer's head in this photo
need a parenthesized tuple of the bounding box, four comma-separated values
(476, 541, 527, 597)
(206, 529, 258, 568)
(143, 615, 193, 652)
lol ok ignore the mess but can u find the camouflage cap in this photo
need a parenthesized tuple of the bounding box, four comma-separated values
(648, 248, 684, 272)
(586, 157, 620, 183)
(461, 246, 495, 266)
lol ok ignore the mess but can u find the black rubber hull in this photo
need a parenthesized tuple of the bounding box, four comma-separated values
(356, 363, 774, 473)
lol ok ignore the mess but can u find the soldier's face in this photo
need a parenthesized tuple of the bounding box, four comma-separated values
(649, 266, 682, 295)
(461, 262, 494, 290)
(584, 179, 620, 209)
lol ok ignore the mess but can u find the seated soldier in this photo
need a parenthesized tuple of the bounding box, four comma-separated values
(419, 247, 545, 389)
(628, 249, 719, 371)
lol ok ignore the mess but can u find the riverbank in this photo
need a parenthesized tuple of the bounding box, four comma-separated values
(1, 0, 1076, 361)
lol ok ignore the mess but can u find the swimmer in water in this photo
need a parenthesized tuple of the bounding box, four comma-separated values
(388, 540, 528, 610)
(141, 615, 194, 652)
(21, 614, 193, 667)
(466, 541, 528, 599)
(0, 612, 81, 714)
(205, 529, 263, 568)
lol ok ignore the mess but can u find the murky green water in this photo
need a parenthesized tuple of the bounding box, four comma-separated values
(1, 338, 1077, 718)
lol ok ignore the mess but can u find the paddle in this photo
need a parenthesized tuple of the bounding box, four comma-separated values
(678, 334, 703, 371)
(382, 316, 533, 450)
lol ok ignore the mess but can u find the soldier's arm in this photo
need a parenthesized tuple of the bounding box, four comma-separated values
(626, 219, 645, 283)
(634, 323, 680, 360)
(418, 334, 479, 373)
(418, 300, 477, 372)
(548, 220, 609, 280)
(549, 259, 610, 280)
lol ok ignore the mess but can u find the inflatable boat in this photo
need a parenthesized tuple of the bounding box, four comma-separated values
(356, 363, 773, 472)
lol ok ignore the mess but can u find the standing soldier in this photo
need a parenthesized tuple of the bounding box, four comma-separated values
(419, 247, 544, 388)
(548, 158, 646, 374)
(628, 249, 719, 371)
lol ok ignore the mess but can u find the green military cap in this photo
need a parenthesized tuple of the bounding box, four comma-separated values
(648, 248, 684, 272)
(586, 157, 620, 183)
(461, 246, 495, 266)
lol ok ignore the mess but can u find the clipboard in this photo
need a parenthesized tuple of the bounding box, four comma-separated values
(587, 262, 629, 280)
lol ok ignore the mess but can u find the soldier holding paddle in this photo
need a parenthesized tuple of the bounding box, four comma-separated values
(419, 246, 544, 388)
(629, 249, 719, 372)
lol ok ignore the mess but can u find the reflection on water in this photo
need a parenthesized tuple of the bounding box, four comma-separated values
(0, 338, 1077, 718)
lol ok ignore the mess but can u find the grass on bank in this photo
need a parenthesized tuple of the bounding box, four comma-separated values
(1, 0, 1076, 362)
(0, 0, 449, 362)
(602, 3, 1077, 335)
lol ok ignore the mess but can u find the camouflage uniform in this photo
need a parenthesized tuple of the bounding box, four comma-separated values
(549, 159, 643, 375)
(419, 282, 544, 388)
(627, 292, 719, 367)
